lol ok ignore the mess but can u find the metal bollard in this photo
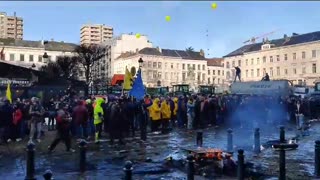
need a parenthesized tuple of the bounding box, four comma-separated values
(79, 140, 87, 172)
(196, 131, 203, 147)
(25, 142, 36, 180)
(280, 126, 285, 143)
(315, 140, 320, 176)
(279, 146, 286, 180)
(43, 170, 53, 180)
(237, 149, 245, 180)
(227, 129, 233, 153)
(187, 155, 195, 180)
(124, 161, 133, 180)
(254, 128, 261, 154)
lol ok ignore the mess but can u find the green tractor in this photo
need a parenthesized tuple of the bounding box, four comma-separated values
(172, 84, 190, 96)
(198, 85, 215, 95)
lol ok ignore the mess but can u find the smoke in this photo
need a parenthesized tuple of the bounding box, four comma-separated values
(226, 95, 288, 145)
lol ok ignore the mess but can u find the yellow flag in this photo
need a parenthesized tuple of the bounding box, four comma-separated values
(123, 67, 133, 90)
(6, 83, 12, 103)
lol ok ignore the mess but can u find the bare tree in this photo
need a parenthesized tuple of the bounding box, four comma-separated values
(39, 61, 62, 79)
(56, 56, 78, 79)
(73, 44, 106, 96)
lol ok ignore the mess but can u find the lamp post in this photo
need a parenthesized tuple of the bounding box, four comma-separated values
(138, 57, 144, 68)
(43, 52, 49, 63)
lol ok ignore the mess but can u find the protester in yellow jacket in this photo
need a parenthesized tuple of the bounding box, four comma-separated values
(173, 97, 178, 116)
(161, 98, 171, 132)
(94, 98, 104, 143)
(150, 98, 161, 131)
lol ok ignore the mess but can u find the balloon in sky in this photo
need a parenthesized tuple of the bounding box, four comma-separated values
(211, 2, 217, 9)
(136, 33, 141, 39)
(165, 16, 171, 22)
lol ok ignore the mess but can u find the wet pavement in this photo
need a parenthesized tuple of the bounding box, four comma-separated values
(0, 121, 319, 180)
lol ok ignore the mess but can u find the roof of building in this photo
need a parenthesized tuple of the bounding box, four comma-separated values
(116, 47, 206, 60)
(224, 31, 320, 58)
(206, 58, 224, 67)
(0, 38, 77, 52)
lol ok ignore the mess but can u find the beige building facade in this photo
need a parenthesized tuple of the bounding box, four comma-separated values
(224, 32, 320, 86)
(80, 24, 113, 45)
(103, 34, 153, 79)
(0, 12, 23, 40)
(114, 47, 212, 89)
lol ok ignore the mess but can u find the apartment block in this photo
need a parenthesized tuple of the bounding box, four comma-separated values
(80, 24, 113, 45)
(0, 12, 23, 40)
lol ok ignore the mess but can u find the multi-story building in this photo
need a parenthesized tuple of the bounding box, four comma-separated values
(0, 12, 23, 40)
(80, 24, 113, 45)
(103, 33, 153, 80)
(0, 38, 84, 80)
(114, 47, 210, 88)
(206, 58, 225, 85)
(224, 31, 320, 86)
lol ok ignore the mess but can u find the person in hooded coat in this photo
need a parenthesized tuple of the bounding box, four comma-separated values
(150, 98, 161, 132)
(109, 98, 125, 145)
(93, 98, 104, 143)
(161, 97, 171, 132)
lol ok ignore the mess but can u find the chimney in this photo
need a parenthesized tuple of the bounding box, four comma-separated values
(156, 46, 162, 53)
(283, 34, 287, 39)
(200, 49, 205, 57)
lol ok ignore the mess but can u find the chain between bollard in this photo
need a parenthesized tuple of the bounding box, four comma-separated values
(124, 161, 133, 180)
(25, 142, 36, 180)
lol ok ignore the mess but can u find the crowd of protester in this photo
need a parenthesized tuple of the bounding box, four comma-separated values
(0, 92, 305, 152)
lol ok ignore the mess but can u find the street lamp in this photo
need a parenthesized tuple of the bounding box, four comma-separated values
(138, 57, 144, 68)
(31, 63, 36, 68)
(43, 52, 49, 63)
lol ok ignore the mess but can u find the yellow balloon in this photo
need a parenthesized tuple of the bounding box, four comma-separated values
(211, 2, 217, 9)
(165, 16, 171, 22)
(136, 33, 141, 39)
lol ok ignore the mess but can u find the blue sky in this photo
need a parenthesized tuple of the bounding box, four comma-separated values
(1, 1, 320, 57)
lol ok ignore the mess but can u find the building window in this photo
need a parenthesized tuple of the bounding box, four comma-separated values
(171, 63, 174, 69)
(208, 70, 210, 75)
(20, 54, 24, 61)
(48, 56, 52, 62)
(213, 70, 215, 75)
(284, 69, 288, 75)
(153, 62, 157, 68)
(293, 53, 296, 60)
(257, 58, 260, 65)
(238, 60, 241, 67)
(276, 55, 280, 61)
(218, 70, 220, 76)
(246, 70, 248, 78)
(193, 64, 195, 70)
(293, 68, 297, 74)
(226, 62, 230, 68)
(232, 61, 235, 67)
(226, 72, 230, 79)
(148, 62, 152, 68)
(202, 65, 205, 70)
(277, 67, 280, 76)
(158, 62, 162, 68)
(251, 69, 254, 77)
(218, 78, 220, 84)
(263, 56, 266, 63)
(38, 55, 42, 62)
(312, 50, 317, 58)
(208, 78, 211, 84)
(158, 72, 162, 78)
(270, 56, 273, 62)
(251, 59, 254, 65)
(302, 67, 306, 74)
(270, 67, 273, 76)
(182, 72, 186, 81)
(182, 64, 185, 70)
(9, 54, 14, 61)
(257, 69, 260, 77)
(198, 64, 200, 70)
(284, 54, 288, 60)
(302, 51, 306, 59)
(29, 55, 34, 62)
(312, 63, 317, 73)
(245, 59, 248, 66)
(263, 68, 266, 75)
(222, 70, 224, 76)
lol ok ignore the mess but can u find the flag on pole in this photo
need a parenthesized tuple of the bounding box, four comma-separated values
(123, 66, 133, 90)
(6, 82, 12, 103)
(0, 47, 4, 60)
(129, 68, 145, 100)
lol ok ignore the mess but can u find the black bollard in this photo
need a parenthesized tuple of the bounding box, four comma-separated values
(196, 131, 203, 147)
(237, 149, 245, 180)
(124, 161, 133, 180)
(79, 140, 87, 172)
(254, 128, 261, 154)
(280, 126, 285, 143)
(315, 140, 320, 176)
(43, 170, 53, 180)
(279, 146, 286, 180)
(187, 155, 195, 180)
(227, 129, 233, 153)
(25, 142, 36, 180)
